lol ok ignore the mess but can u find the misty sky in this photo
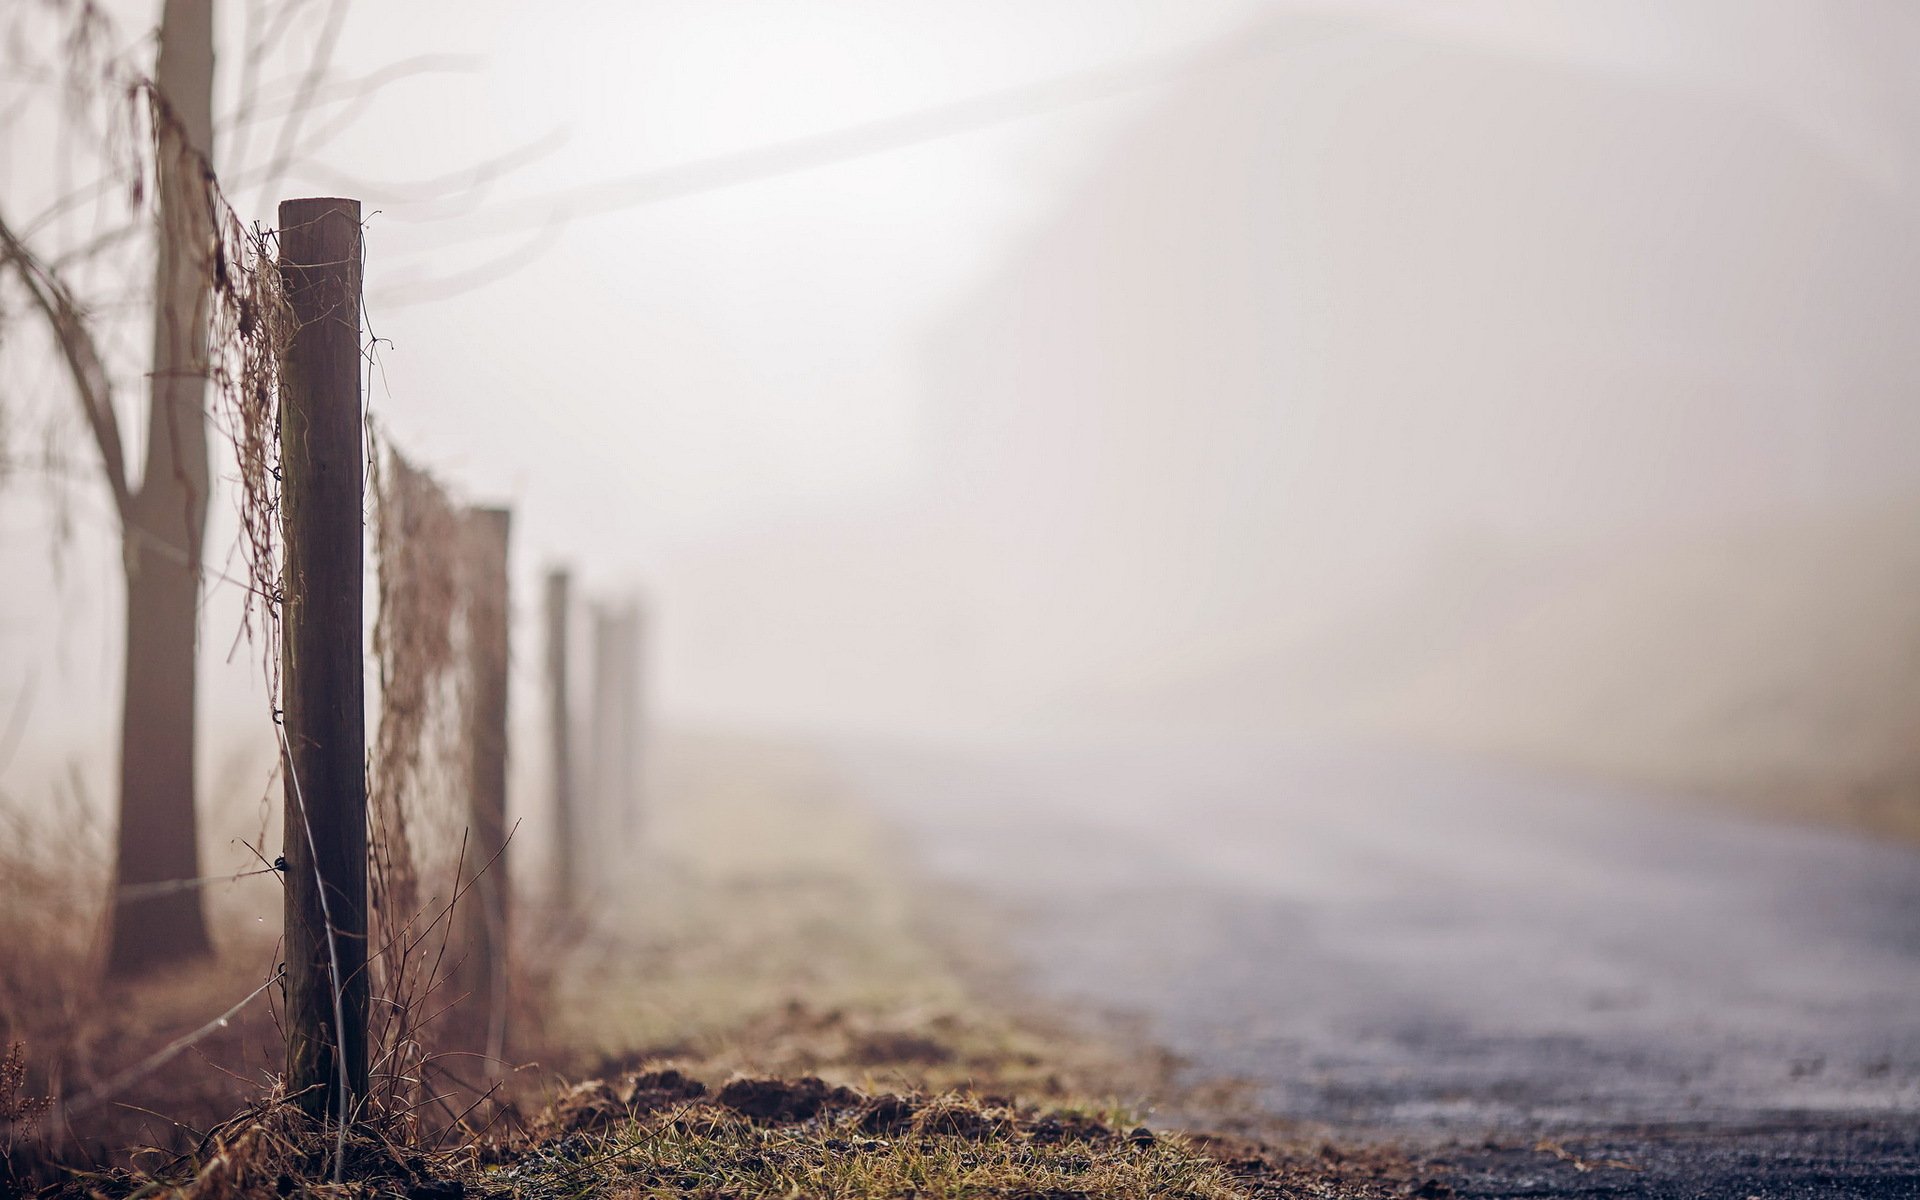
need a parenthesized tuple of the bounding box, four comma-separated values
(5, 1, 1919, 786)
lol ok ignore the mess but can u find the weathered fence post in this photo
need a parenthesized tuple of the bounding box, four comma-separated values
(587, 604, 631, 884)
(545, 568, 577, 908)
(278, 196, 368, 1122)
(618, 603, 645, 841)
(586, 605, 610, 887)
(462, 506, 512, 1068)
(584, 599, 647, 874)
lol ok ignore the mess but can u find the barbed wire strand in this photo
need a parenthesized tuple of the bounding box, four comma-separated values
(23, 968, 283, 1130)
(113, 864, 279, 902)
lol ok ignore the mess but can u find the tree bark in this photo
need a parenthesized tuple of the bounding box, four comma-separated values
(105, 0, 217, 978)
(107, 536, 209, 973)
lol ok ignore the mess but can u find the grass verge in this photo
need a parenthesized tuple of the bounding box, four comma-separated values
(6, 732, 1432, 1198)
(31, 1074, 1418, 1199)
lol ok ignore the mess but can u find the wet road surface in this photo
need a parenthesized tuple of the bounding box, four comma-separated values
(842, 737, 1920, 1196)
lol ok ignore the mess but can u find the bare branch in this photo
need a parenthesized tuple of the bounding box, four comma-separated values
(20, 175, 124, 243)
(220, 53, 482, 134)
(49, 217, 139, 271)
(248, 0, 348, 213)
(370, 214, 564, 308)
(0, 206, 130, 516)
(268, 127, 565, 215)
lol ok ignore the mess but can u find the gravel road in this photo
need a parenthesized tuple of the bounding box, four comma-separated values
(843, 737, 1920, 1197)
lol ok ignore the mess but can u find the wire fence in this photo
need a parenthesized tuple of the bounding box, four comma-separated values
(2, 400, 515, 1169)
(40, 971, 283, 1128)
(0, 7, 607, 1168)
(111, 865, 280, 903)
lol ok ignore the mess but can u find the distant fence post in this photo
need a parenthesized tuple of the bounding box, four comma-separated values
(278, 196, 369, 1123)
(545, 568, 576, 908)
(586, 605, 611, 887)
(587, 602, 638, 883)
(462, 506, 512, 1068)
(618, 603, 645, 841)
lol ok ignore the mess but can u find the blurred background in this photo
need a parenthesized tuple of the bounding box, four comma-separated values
(6, 0, 1920, 842)
(6, 5, 1920, 1184)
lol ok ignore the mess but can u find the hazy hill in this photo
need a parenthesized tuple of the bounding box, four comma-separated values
(1342, 509, 1920, 839)
(921, 11, 1920, 703)
(899, 13, 1920, 833)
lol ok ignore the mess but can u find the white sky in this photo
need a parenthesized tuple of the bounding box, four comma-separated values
(312, 1, 1277, 547)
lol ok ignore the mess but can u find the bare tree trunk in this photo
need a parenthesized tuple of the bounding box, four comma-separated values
(105, 0, 216, 978)
(107, 542, 209, 974)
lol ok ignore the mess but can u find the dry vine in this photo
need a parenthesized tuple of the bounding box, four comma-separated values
(366, 438, 507, 1125)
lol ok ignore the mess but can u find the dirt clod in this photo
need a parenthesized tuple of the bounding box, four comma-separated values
(916, 1100, 1004, 1140)
(626, 1067, 707, 1113)
(857, 1092, 920, 1134)
(848, 1030, 956, 1065)
(545, 1079, 628, 1133)
(716, 1075, 860, 1123)
(1028, 1112, 1117, 1145)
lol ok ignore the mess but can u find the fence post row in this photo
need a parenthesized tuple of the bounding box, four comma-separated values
(462, 506, 513, 1069)
(273, 201, 637, 1113)
(277, 196, 369, 1123)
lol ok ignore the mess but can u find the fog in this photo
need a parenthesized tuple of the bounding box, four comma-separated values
(7, 1, 1920, 1178)
(7, 0, 1920, 813)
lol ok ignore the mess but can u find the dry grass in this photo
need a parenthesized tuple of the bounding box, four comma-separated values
(535, 734, 1165, 1104)
(0, 855, 288, 1190)
(497, 732, 1428, 1198)
(4, 731, 1427, 1197)
(0, 754, 291, 1180)
(0, 448, 526, 1180)
(26, 1072, 1418, 1200)
(491, 1077, 1360, 1200)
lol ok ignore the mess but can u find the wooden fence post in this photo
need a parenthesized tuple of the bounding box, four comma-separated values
(585, 599, 646, 872)
(278, 196, 368, 1123)
(586, 605, 608, 887)
(462, 506, 512, 1068)
(617, 603, 645, 841)
(545, 568, 576, 908)
(587, 604, 626, 884)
